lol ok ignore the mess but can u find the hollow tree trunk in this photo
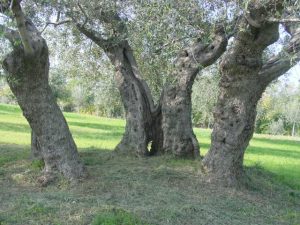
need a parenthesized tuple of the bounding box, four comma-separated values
(203, 1, 284, 184)
(161, 26, 228, 158)
(75, 14, 227, 158)
(2, 4, 86, 180)
(105, 41, 162, 156)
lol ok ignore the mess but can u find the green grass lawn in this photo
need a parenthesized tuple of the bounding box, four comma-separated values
(0, 103, 300, 225)
(1, 103, 299, 189)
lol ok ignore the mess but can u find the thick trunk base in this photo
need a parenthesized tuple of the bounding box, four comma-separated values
(203, 14, 280, 185)
(161, 82, 199, 158)
(3, 46, 86, 181)
(107, 43, 155, 157)
(203, 78, 265, 185)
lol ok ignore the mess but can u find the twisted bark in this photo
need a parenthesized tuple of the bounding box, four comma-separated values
(105, 41, 160, 156)
(76, 24, 163, 157)
(203, 1, 300, 185)
(161, 26, 228, 158)
(2, 2, 86, 180)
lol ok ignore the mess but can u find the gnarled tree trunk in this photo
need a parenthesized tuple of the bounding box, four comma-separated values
(76, 22, 164, 157)
(161, 60, 200, 158)
(2, 2, 86, 180)
(203, 77, 267, 184)
(204, 20, 300, 186)
(75, 11, 228, 158)
(3, 46, 86, 180)
(161, 27, 228, 158)
(203, 1, 291, 185)
(105, 41, 162, 156)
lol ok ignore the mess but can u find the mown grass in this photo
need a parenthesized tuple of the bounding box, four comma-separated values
(1, 103, 299, 189)
(0, 103, 299, 225)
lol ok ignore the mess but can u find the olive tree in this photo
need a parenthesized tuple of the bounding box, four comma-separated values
(0, 0, 86, 182)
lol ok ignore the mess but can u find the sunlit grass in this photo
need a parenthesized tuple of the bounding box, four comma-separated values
(0, 103, 299, 189)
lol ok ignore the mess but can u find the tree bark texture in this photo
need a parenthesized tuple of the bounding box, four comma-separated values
(105, 41, 162, 156)
(76, 24, 164, 157)
(203, 1, 292, 185)
(31, 130, 43, 160)
(161, 26, 228, 158)
(2, 6, 86, 180)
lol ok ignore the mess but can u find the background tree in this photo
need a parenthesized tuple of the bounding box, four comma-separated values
(256, 81, 300, 136)
(192, 66, 220, 128)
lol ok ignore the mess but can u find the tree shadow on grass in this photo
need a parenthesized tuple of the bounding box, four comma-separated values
(244, 164, 300, 192)
(0, 143, 115, 168)
(199, 139, 300, 160)
(0, 143, 30, 166)
(0, 121, 124, 142)
(78, 147, 113, 166)
(0, 104, 21, 115)
(68, 121, 124, 131)
(246, 146, 300, 160)
(252, 136, 300, 149)
(71, 130, 124, 141)
(0, 122, 30, 133)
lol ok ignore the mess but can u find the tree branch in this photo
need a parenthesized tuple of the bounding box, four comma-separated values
(123, 42, 155, 112)
(187, 24, 228, 68)
(259, 24, 300, 82)
(40, 19, 71, 34)
(77, 3, 88, 27)
(68, 3, 113, 48)
(11, 0, 34, 55)
(75, 23, 110, 49)
(154, 35, 199, 54)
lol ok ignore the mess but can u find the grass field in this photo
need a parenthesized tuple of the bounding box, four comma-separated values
(0, 103, 299, 225)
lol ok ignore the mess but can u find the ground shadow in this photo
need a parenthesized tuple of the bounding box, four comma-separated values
(68, 121, 124, 131)
(252, 136, 300, 148)
(0, 122, 30, 133)
(71, 129, 124, 141)
(246, 145, 300, 159)
(0, 143, 30, 166)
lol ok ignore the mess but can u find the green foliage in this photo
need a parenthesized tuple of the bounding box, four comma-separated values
(127, 0, 226, 101)
(0, 78, 16, 104)
(268, 119, 286, 135)
(192, 68, 219, 128)
(92, 209, 147, 225)
(256, 82, 300, 136)
(49, 68, 72, 108)
(44, 29, 124, 117)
